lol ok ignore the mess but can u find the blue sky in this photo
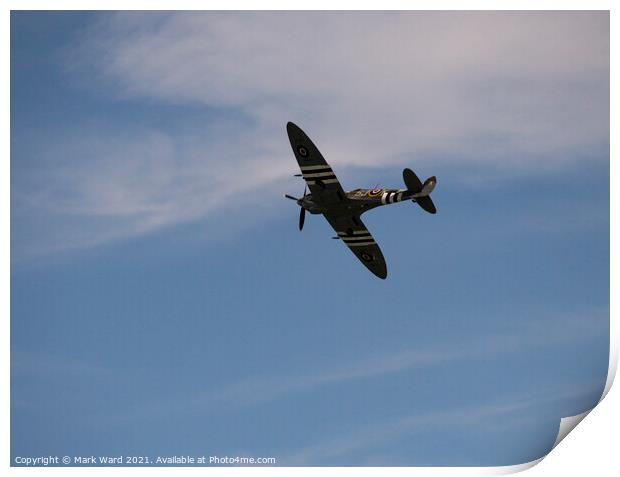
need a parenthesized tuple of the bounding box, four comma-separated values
(11, 11, 609, 466)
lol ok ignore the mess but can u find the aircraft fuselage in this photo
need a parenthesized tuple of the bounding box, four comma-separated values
(300, 186, 427, 216)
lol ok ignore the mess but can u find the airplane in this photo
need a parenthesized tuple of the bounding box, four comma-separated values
(284, 121, 437, 279)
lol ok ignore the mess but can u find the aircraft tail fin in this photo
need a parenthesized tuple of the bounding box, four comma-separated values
(403, 168, 437, 214)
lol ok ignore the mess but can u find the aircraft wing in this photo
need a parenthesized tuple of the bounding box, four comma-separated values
(324, 213, 388, 279)
(286, 122, 346, 206)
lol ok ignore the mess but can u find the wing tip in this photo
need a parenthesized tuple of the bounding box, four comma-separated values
(373, 267, 388, 279)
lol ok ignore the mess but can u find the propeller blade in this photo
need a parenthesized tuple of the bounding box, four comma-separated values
(284, 194, 299, 201)
(299, 207, 306, 231)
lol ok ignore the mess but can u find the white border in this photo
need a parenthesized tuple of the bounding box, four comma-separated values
(4, 1, 616, 475)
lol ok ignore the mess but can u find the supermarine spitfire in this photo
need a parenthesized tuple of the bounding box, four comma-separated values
(284, 122, 437, 279)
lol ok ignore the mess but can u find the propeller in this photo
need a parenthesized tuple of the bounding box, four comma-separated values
(284, 186, 308, 231)
(299, 207, 306, 231)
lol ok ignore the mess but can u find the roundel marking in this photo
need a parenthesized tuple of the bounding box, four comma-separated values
(296, 145, 309, 158)
(367, 188, 383, 197)
(360, 251, 374, 263)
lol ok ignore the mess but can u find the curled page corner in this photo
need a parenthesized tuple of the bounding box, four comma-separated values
(489, 410, 595, 476)
(489, 316, 616, 474)
(488, 407, 595, 476)
(600, 339, 618, 401)
(488, 456, 545, 475)
(550, 334, 617, 451)
(552, 410, 591, 449)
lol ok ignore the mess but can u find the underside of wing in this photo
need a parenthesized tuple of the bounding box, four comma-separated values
(286, 122, 346, 205)
(324, 213, 387, 279)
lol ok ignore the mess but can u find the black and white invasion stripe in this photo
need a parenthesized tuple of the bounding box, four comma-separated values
(381, 190, 406, 205)
(337, 230, 376, 247)
(300, 164, 340, 185)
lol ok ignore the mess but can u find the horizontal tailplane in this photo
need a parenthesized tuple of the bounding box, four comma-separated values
(416, 196, 437, 214)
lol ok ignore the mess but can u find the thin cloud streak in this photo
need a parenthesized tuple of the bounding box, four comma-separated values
(280, 381, 605, 465)
(11, 351, 110, 376)
(106, 308, 606, 423)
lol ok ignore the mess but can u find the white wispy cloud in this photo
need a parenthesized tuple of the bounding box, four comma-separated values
(13, 12, 609, 255)
(12, 125, 288, 257)
(77, 11, 608, 165)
